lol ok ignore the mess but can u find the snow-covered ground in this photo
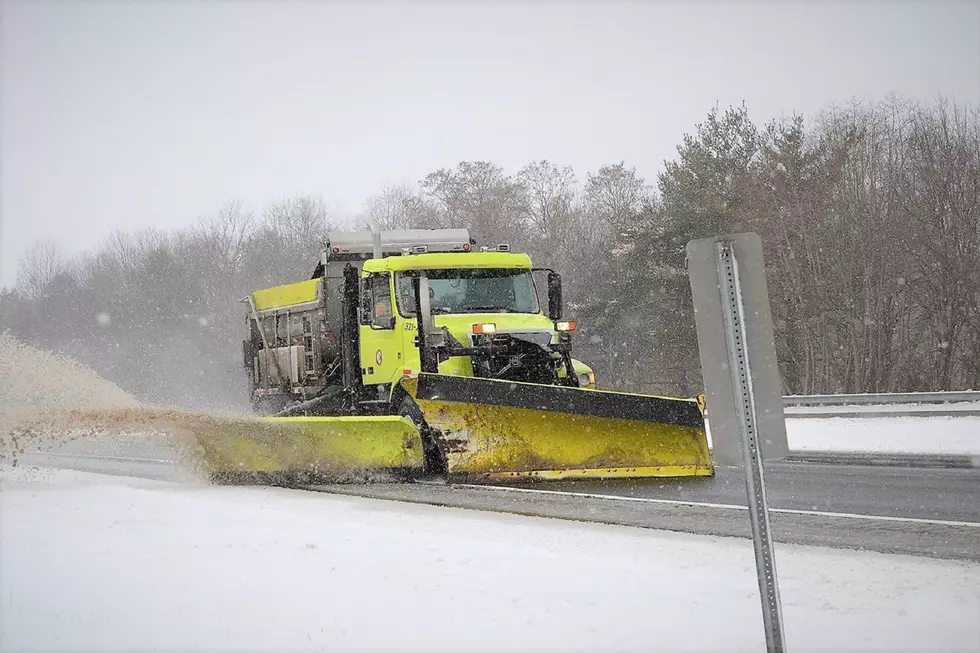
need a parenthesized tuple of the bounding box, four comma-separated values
(702, 415, 980, 455)
(786, 416, 980, 455)
(2, 466, 978, 652)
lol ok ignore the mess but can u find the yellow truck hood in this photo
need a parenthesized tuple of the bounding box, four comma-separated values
(431, 312, 558, 346)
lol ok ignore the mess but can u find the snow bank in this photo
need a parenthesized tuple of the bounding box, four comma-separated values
(787, 416, 980, 455)
(1, 466, 977, 652)
(707, 413, 980, 455)
(0, 334, 258, 480)
(0, 333, 185, 465)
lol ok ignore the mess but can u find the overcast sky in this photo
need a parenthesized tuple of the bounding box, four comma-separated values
(2, 0, 978, 287)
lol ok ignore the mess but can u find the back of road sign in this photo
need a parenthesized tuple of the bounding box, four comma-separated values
(686, 233, 789, 467)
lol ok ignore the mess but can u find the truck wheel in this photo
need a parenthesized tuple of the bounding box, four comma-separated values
(397, 395, 447, 477)
(252, 395, 293, 416)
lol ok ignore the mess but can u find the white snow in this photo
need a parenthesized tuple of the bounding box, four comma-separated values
(2, 466, 978, 652)
(787, 416, 980, 455)
(705, 415, 980, 455)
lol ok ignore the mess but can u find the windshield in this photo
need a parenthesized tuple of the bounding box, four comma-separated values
(395, 268, 540, 316)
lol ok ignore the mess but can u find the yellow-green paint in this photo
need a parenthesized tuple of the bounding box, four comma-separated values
(356, 267, 592, 387)
(399, 378, 713, 480)
(482, 466, 711, 480)
(364, 251, 532, 273)
(431, 312, 556, 335)
(360, 318, 405, 385)
(436, 355, 473, 377)
(560, 358, 596, 387)
(196, 415, 424, 477)
(365, 308, 595, 387)
(251, 278, 320, 311)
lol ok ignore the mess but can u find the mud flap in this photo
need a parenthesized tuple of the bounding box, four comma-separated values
(196, 415, 425, 484)
(404, 374, 714, 481)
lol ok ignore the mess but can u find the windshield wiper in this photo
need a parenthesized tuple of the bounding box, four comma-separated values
(463, 306, 516, 313)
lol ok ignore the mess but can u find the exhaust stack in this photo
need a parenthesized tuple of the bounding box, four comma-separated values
(369, 221, 382, 259)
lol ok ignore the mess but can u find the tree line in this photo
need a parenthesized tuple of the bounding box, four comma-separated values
(2, 95, 978, 410)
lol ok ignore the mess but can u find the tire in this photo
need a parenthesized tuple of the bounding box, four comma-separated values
(252, 395, 293, 416)
(396, 395, 446, 477)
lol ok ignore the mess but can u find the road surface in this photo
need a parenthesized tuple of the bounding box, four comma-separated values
(494, 463, 980, 523)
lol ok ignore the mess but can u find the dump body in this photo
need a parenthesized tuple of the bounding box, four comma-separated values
(243, 278, 330, 411)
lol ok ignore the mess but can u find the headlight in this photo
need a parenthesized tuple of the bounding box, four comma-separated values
(578, 372, 592, 386)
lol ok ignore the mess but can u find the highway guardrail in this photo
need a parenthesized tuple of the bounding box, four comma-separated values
(783, 390, 980, 406)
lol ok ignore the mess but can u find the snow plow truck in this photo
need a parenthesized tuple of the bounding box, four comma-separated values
(200, 228, 713, 484)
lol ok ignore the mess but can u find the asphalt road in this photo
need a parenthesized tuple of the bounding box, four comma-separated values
(312, 481, 980, 562)
(490, 462, 980, 523)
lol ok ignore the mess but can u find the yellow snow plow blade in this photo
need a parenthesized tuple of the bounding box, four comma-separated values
(405, 374, 713, 481)
(196, 415, 424, 484)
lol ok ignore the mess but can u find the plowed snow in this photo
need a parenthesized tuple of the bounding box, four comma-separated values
(0, 332, 209, 476)
(0, 333, 400, 484)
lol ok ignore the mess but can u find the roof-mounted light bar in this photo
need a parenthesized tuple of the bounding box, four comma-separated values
(398, 242, 472, 256)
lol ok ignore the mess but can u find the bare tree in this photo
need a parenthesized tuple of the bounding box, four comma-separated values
(514, 161, 578, 236)
(902, 98, 980, 389)
(193, 199, 256, 271)
(420, 161, 525, 245)
(743, 96, 980, 393)
(15, 238, 69, 299)
(361, 182, 433, 231)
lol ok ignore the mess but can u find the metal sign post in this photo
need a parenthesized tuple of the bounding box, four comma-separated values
(687, 233, 788, 653)
(716, 240, 786, 653)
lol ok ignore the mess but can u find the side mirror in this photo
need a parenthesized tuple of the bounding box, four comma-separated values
(547, 271, 562, 321)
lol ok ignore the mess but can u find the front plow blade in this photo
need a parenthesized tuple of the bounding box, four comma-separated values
(409, 374, 713, 481)
(197, 415, 424, 484)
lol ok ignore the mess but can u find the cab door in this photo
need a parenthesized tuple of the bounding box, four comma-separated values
(359, 272, 401, 388)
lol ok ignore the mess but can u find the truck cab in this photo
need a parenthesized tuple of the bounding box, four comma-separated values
(358, 250, 595, 391)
